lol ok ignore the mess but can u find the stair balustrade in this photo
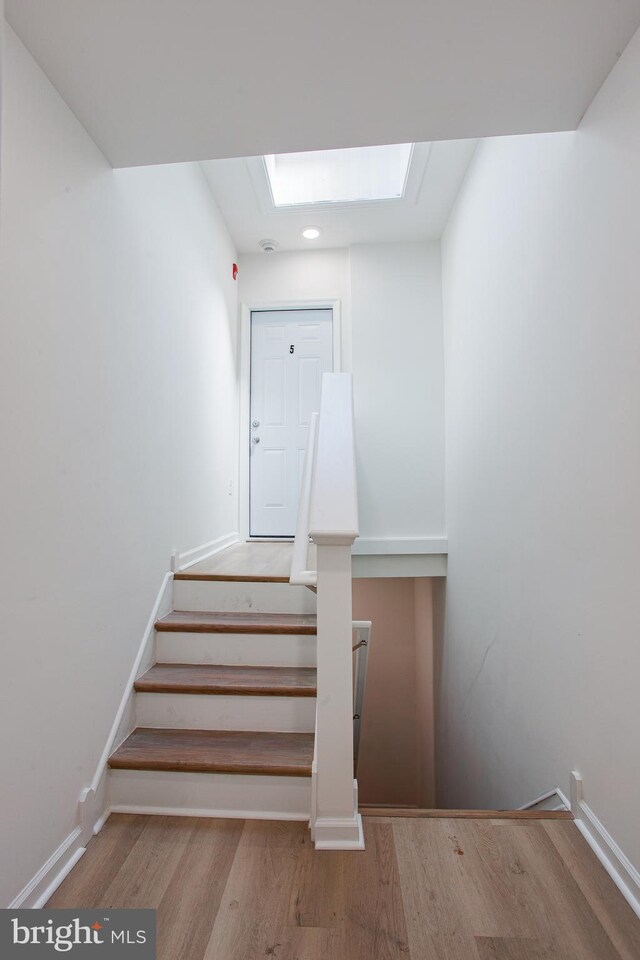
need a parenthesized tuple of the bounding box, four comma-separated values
(291, 372, 364, 850)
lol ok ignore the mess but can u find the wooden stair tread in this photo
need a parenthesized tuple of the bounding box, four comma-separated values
(135, 663, 317, 696)
(359, 806, 573, 820)
(174, 573, 290, 583)
(155, 610, 317, 634)
(108, 728, 314, 776)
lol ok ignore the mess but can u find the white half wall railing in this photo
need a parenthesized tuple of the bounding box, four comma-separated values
(290, 411, 319, 588)
(290, 372, 364, 850)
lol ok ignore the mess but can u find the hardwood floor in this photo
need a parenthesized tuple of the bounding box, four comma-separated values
(360, 807, 572, 819)
(48, 814, 640, 960)
(181, 541, 310, 580)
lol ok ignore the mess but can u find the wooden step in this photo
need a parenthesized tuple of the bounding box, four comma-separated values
(134, 663, 317, 697)
(174, 572, 290, 583)
(359, 806, 573, 819)
(155, 610, 317, 635)
(108, 728, 314, 776)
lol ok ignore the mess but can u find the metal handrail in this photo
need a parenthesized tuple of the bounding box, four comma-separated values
(352, 621, 372, 774)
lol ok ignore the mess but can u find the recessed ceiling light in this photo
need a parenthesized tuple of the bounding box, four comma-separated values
(302, 226, 322, 240)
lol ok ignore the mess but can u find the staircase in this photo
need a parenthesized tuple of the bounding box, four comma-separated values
(107, 574, 319, 820)
(105, 372, 364, 848)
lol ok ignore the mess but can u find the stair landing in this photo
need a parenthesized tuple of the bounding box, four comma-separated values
(176, 541, 315, 580)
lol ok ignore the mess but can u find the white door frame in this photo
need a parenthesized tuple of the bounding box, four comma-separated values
(239, 299, 342, 542)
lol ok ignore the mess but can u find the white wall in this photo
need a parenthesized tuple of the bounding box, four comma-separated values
(440, 27, 640, 869)
(0, 26, 239, 906)
(238, 248, 351, 366)
(350, 243, 445, 540)
(239, 243, 446, 542)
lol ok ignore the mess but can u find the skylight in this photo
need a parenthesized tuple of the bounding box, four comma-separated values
(264, 143, 414, 208)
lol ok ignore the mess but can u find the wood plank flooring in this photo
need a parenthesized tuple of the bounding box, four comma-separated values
(181, 541, 311, 581)
(47, 815, 640, 960)
(360, 807, 573, 820)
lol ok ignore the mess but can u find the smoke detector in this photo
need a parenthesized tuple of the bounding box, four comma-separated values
(258, 238, 279, 253)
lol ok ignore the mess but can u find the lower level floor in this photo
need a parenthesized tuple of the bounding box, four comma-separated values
(47, 813, 640, 960)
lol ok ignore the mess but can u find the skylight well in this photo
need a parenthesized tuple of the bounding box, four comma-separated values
(264, 143, 414, 208)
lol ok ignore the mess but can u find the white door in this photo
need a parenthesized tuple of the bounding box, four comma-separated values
(250, 309, 333, 537)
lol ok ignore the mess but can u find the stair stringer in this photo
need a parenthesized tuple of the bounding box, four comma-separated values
(78, 570, 173, 843)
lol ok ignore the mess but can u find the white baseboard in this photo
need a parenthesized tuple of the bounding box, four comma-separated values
(78, 571, 174, 844)
(312, 780, 365, 850)
(519, 787, 569, 812)
(313, 814, 365, 850)
(109, 804, 309, 821)
(569, 772, 640, 918)
(8, 827, 86, 909)
(91, 807, 111, 837)
(172, 532, 240, 572)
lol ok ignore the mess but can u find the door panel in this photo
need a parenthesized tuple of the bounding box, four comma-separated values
(264, 358, 286, 425)
(250, 309, 333, 537)
(262, 448, 286, 506)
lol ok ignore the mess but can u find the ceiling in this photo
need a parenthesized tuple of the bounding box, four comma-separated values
(200, 140, 478, 252)
(6, 1, 640, 169)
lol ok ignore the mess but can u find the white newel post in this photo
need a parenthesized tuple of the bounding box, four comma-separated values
(307, 372, 364, 850)
(312, 538, 363, 848)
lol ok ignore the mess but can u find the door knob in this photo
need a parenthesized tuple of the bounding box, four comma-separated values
(252, 436, 260, 444)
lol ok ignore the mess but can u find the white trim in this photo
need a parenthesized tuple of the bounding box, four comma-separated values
(352, 554, 447, 578)
(313, 782, 364, 851)
(313, 780, 365, 851)
(109, 805, 309, 822)
(352, 537, 448, 556)
(518, 787, 569, 812)
(171, 532, 240, 572)
(8, 827, 86, 909)
(570, 772, 640, 918)
(245, 143, 432, 217)
(239, 299, 342, 540)
(313, 816, 365, 850)
(91, 808, 111, 837)
(78, 571, 174, 843)
(239, 304, 251, 541)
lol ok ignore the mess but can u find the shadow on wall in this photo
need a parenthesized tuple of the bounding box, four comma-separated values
(353, 578, 438, 807)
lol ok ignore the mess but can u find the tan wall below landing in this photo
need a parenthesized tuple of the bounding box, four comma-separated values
(353, 578, 436, 807)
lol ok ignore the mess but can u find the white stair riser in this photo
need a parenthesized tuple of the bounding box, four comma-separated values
(136, 692, 315, 732)
(172, 579, 316, 614)
(156, 631, 316, 667)
(109, 769, 311, 819)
